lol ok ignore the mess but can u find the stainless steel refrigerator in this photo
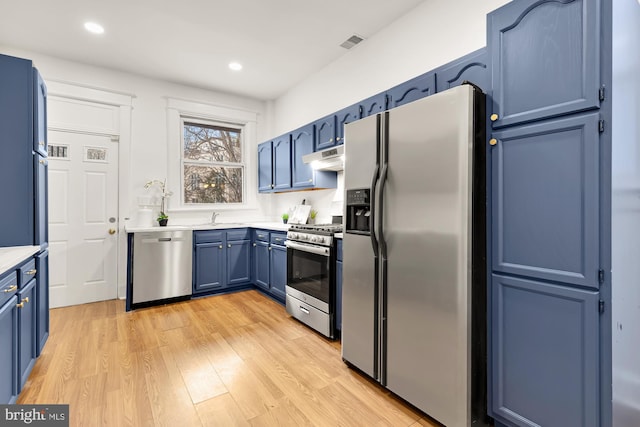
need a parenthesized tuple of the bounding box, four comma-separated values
(342, 84, 488, 427)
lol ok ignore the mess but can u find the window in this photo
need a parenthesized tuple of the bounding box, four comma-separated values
(182, 120, 244, 204)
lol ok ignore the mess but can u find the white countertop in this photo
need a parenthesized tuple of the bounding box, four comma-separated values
(125, 221, 290, 233)
(0, 246, 40, 277)
(335, 233, 343, 239)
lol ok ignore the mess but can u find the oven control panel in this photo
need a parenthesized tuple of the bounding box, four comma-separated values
(287, 231, 333, 247)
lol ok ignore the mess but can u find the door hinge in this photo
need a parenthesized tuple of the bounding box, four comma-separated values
(599, 86, 606, 102)
(599, 120, 605, 133)
(599, 300, 605, 314)
(598, 269, 605, 284)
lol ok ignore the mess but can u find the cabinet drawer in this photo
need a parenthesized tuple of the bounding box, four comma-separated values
(18, 259, 36, 288)
(194, 230, 223, 244)
(270, 233, 286, 246)
(336, 239, 343, 261)
(0, 270, 18, 307)
(254, 230, 270, 242)
(226, 229, 250, 241)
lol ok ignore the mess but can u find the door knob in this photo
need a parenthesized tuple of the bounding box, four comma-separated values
(109, 229, 116, 235)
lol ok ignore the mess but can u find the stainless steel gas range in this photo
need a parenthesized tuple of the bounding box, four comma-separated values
(285, 223, 342, 339)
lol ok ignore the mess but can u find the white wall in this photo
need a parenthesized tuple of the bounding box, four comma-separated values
(0, 46, 271, 224)
(270, 0, 510, 136)
(267, 0, 509, 219)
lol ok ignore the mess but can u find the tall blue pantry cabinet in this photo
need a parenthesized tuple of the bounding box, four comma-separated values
(0, 53, 50, 403)
(486, 1, 609, 426)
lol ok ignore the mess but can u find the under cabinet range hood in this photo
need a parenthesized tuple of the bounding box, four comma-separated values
(302, 145, 344, 171)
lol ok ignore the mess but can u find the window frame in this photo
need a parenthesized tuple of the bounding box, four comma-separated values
(181, 117, 246, 206)
(166, 98, 259, 213)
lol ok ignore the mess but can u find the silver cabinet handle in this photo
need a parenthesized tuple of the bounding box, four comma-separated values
(253, 243, 257, 247)
(228, 244, 232, 248)
(219, 245, 223, 249)
(268, 247, 272, 251)
(299, 306, 310, 315)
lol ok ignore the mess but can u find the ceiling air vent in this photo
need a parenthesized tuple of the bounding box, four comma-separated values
(340, 34, 365, 50)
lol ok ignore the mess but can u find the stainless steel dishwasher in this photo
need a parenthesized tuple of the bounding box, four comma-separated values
(132, 230, 192, 304)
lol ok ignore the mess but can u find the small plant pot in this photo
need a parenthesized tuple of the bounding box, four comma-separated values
(158, 219, 168, 227)
(282, 219, 288, 224)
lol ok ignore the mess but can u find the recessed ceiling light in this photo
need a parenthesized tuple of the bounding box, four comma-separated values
(84, 22, 105, 35)
(228, 62, 243, 71)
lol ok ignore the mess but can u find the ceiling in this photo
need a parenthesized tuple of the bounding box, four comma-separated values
(0, 0, 425, 100)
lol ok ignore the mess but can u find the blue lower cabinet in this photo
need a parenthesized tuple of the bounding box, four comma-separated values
(0, 295, 19, 404)
(491, 274, 599, 427)
(17, 279, 37, 391)
(269, 244, 287, 301)
(226, 239, 251, 286)
(253, 240, 270, 291)
(194, 242, 225, 293)
(35, 250, 49, 356)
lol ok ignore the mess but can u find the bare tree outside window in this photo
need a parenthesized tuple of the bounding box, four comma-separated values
(183, 121, 244, 204)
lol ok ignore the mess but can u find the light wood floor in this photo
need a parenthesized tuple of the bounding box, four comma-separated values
(18, 290, 439, 426)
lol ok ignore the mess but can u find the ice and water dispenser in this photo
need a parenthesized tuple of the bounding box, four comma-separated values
(346, 189, 371, 234)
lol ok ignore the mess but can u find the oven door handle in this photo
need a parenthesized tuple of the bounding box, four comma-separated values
(285, 241, 330, 257)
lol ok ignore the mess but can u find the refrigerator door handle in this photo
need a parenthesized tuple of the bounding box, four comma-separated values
(370, 164, 379, 254)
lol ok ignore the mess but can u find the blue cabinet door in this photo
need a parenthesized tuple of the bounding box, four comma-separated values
(33, 69, 47, 157)
(272, 135, 291, 191)
(269, 245, 287, 301)
(227, 239, 251, 286)
(336, 105, 361, 145)
(194, 242, 225, 293)
(491, 113, 600, 288)
(35, 250, 48, 356)
(254, 240, 270, 291)
(387, 72, 436, 109)
(315, 115, 337, 150)
(359, 92, 387, 117)
(17, 278, 36, 391)
(0, 55, 34, 247)
(34, 155, 48, 247)
(0, 296, 18, 404)
(336, 260, 342, 331)
(291, 124, 315, 188)
(488, 0, 601, 128)
(257, 141, 273, 192)
(491, 274, 599, 427)
(435, 48, 489, 93)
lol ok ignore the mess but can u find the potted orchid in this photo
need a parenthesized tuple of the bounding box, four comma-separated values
(145, 179, 173, 226)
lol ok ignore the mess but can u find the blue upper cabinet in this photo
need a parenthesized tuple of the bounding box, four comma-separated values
(435, 48, 489, 93)
(491, 113, 600, 289)
(315, 114, 337, 151)
(272, 134, 291, 191)
(488, 0, 601, 128)
(0, 54, 35, 247)
(33, 70, 47, 157)
(257, 141, 273, 192)
(491, 275, 599, 427)
(387, 72, 436, 109)
(291, 124, 315, 188)
(336, 104, 361, 145)
(359, 92, 387, 118)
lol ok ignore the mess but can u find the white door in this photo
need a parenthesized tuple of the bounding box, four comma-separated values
(48, 130, 119, 307)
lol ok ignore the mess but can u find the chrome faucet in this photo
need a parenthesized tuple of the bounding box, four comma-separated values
(211, 211, 219, 224)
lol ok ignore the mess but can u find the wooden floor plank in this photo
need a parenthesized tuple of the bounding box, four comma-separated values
(18, 290, 437, 426)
